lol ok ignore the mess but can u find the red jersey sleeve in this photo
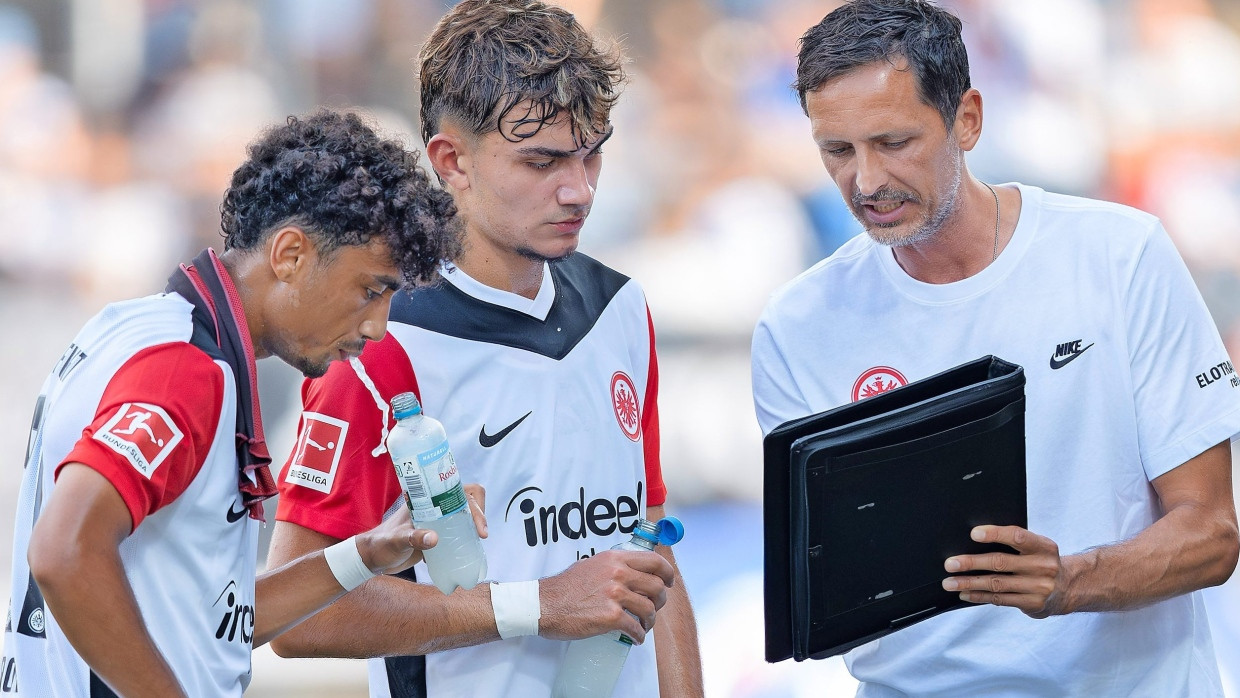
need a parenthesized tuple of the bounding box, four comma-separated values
(275, 333, 418, 540)
(643, 306, 667, 507)
(59, 343, 225, 532)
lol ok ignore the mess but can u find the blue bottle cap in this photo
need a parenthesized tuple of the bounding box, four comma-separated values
(391, 392, 422, 419)
(656, 516, 684, 546)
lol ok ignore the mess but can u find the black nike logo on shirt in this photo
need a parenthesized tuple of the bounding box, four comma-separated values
(1049, 342, 1095, 370)
(479, 411, 532, 448)
(226, 499, 248, 523)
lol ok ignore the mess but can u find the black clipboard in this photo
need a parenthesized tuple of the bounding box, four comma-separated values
(763, 356, 1027, 662)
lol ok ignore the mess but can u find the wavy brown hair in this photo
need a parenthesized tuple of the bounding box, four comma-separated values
(418, 0, 625, 148)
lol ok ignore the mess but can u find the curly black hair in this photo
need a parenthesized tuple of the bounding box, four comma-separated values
(220, 110, 460, 286)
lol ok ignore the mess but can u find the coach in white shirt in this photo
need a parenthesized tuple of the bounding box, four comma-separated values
(752, 2, 1240, 696)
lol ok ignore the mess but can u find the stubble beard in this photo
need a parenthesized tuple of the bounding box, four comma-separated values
(287, 352, 331, 379)
(515, 215, 587, 264)
(855, 150, 963, 249)
(517, 247, 575, 264)
(264, 335, 331, 379)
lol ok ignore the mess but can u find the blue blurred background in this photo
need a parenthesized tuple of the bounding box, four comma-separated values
(2, 0, 1239, 695)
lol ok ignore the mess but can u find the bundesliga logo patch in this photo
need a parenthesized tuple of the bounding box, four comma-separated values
(286, 412, 348, 493)
(94, 402, 184, 478)
(611, 371, 642, 441)
(852, 366, 908, 402)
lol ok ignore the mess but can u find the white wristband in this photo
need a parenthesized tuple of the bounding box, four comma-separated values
(324, 536, 378, 592)
(490, 581, 541, 639)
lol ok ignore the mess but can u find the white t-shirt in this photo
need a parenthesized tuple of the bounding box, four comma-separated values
(752, 184, 1240, 697)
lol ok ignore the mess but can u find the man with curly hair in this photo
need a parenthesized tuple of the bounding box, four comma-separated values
(266, 2, 703, 697)
(4, 110, 474, 697)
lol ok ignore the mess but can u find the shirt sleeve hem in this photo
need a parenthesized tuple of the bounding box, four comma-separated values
(1142, 402, 1240, 481)
(646, 479, 668, 508)
(55, 444, 147, 533)
(275, 502, 377, 542)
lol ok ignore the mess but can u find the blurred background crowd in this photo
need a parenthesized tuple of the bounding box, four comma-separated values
(2, 0, 1239, 695)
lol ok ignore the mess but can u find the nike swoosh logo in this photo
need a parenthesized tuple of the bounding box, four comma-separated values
(1049, 342, 1095, 370)
(479, 411, 532, 448)
(226, 500, 248, 523)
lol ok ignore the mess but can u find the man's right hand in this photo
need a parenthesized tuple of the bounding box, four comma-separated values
(537, 549, 675, 643)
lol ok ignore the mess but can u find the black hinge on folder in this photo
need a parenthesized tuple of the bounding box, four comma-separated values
(807, 546, 823, 631)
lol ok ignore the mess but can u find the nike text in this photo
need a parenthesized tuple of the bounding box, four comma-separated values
(1050, 339, 1094, 370)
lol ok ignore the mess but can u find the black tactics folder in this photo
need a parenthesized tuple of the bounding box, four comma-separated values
(763, 356, 1027, 663)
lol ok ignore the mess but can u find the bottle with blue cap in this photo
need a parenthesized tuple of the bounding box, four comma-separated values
(551, 516, 685, 698)
(386, 391, 486, 594)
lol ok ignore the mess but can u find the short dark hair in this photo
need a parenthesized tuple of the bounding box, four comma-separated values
(795, 0, 970, 129)
(220, 110, 460, 286)
(418, 0, 625, 148)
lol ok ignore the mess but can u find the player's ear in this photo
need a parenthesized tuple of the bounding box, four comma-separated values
(426, 125, 472, 193)
(268, 226, 316, 282)
(954, 88, 983, 152)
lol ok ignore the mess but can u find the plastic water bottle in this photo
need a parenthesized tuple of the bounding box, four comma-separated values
(386, 392, 487, 594)
(552, 517, 685, 698)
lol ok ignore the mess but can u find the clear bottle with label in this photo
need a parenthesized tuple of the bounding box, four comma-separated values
(551, 517, 685, 698)
(386, 392, 487, 594)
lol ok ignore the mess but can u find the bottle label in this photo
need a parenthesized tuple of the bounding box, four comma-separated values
(417, 441, 450, 466)
(396, 439, 465, 521)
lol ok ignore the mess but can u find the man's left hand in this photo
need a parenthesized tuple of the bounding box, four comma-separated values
(942, 525, 1073, 619)
(355, 483, 488, 576)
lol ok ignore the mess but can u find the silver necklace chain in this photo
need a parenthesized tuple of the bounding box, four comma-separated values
(983, 182, 1000, 262)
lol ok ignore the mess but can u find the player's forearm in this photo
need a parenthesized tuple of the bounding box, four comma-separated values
(1060, 502, 1238, 614)
(29, 465, 188, 697)
(642, 509, 702, 698)
(29, 541, 186, 697)
(253, 550, 348, 647)
(270, 576, 500, 658)
(653, 565, 703, 697)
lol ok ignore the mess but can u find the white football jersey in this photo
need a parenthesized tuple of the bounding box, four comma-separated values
(5, 292, 260, 697)
(277, 254, 667, 697)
